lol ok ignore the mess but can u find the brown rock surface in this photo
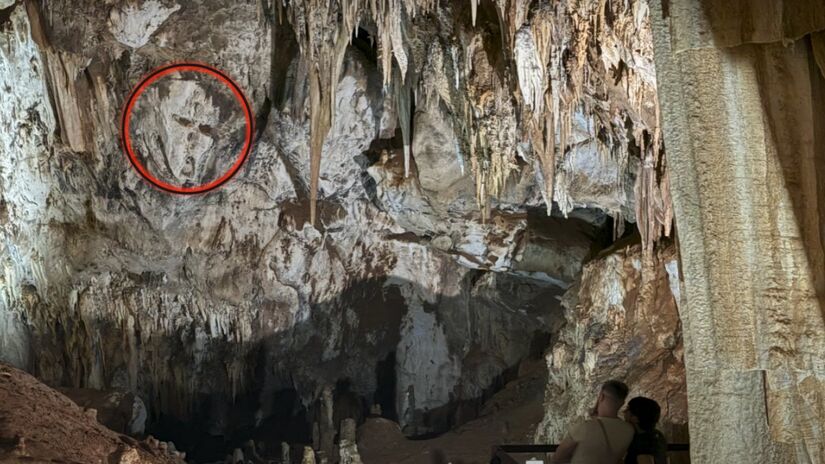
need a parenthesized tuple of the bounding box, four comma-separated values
(536, 241, 688, 445)
(651, 0, 825, 461)
(0, 363, 181, 464)
(59, 387, 147, 436)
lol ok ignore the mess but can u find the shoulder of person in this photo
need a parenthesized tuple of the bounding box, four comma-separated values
(602, 416, 633, 429)
(567, 416, 594, 439)
(604, 417, 635, 439)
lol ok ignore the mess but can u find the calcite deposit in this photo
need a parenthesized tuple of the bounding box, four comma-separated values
(1, 0, 660, 435)
(650, 0, 825, 461)
(13, 0, 824, 462)
(536, 242, 687, 444)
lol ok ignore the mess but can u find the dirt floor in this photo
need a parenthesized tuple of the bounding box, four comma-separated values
(0, 363, 182, 464)
(357, 359, 549, 464)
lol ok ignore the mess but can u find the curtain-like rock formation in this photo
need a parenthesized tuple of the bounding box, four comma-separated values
(650, 0, 825, 461)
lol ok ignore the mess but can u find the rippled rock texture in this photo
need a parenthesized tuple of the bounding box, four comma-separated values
(650, 0, 825, 460)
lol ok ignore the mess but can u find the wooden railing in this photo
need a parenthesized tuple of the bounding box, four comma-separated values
(490, 443, 690, 464)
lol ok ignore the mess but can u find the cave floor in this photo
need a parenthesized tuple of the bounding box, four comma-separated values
(357, 359, 547, 464)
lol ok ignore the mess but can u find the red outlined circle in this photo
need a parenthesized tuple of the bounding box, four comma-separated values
(120, 62, 254, 194)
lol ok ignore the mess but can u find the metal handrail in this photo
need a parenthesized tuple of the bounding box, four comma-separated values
(490, 443, 690, 464)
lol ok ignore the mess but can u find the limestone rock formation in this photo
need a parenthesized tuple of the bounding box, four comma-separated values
(358, 358, 547, 463)
(650, 0, 825, 461)
(338, 418, 363, 464)
(535, 242, 687, 444)
(0, 0, 683, 461)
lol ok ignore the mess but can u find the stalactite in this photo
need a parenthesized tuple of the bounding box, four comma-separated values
(393, 66, 413, 177)
(505, 0, 670, 258)
(283, 0, 350, 226)
(273, 0, 670, 243)
(282, 0, 444, 223)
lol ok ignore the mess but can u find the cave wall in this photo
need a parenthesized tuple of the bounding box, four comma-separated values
(650, 0, 825, 461)
(0, 0, 684, 458)
(535, 242, 688, 446)
(0, 0, 630, 442)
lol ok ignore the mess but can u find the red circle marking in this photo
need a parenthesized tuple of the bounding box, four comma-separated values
(121, 63, 254, 194)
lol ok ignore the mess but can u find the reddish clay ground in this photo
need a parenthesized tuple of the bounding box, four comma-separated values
(0, 363, 180, 464)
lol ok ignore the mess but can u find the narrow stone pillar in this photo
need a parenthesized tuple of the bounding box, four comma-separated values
(340, 418, 356, 442)
(338, 418, 363, 464)
(281, 442, 290, 463)
(319, 385, 335, 458)
(301, 446, 316, 464)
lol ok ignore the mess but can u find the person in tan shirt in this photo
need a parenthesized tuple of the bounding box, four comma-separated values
(551, 380, 635, 464)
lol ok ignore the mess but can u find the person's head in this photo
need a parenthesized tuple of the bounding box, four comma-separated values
(594, 380, 629, 417)
(623, 396, 661, 431)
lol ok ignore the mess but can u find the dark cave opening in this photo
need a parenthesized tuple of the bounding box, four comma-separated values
(142, 332, 557, 462)
(373, 352, 398, 423)
(140, 260, 573, 461)
(147, 388, 313, 463)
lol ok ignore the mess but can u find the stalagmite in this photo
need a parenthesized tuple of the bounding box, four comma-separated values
(301, 447, 316, 464)
(281, 442, 290, 463)
(338, 419, 362, 464)
(339, 418, 363, 464)
(319, 385, 335, 458)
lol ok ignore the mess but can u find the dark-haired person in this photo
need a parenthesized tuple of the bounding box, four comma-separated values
(623, 397, 667, 464)
(551, 380, 635, 464)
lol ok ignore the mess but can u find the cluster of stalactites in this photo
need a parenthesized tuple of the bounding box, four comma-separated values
(275, 0, 439, 224)
(510, 0, 672, 255)
(274, 0, 672, 254)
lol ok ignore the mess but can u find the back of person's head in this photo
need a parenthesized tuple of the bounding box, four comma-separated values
(595, 380, 629, 416)
(627, 396, 662, 431)
(601, 380, 630, 404)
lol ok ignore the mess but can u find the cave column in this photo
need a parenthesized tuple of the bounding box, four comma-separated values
(338, 418, 363, 464)
(650, 0, 825, 462)
(320, 385, 335, 458)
